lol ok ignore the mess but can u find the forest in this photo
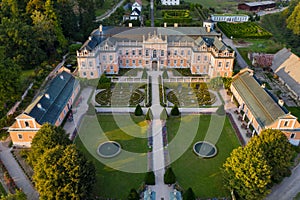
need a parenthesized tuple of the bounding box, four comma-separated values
(0, 0, 97, 129)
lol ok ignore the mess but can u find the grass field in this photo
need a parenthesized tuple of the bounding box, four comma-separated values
(236, 39, 283, 66)
(75, 114, 149, 198)
(167, 115, 240, 198)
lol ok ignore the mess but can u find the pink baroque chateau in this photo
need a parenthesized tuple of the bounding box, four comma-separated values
(77, 26, 235, 79)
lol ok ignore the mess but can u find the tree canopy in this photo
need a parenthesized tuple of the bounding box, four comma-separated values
(33, 145, 96, 199)
(223, 129, 295, 199)
(29, 123, 71, 164)
(287, 2, 300, 35)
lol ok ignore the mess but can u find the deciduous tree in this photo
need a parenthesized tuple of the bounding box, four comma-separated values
(223, 146, 271, 200)
(287, 2, 300, 35)
(29, 123, 71, 164)
(33, 145, 96, 199)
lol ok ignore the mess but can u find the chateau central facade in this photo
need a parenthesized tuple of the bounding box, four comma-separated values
(77, 27, 235, 79)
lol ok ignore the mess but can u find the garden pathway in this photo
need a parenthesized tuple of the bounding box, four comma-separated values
(148, 71, 173, 198)
(0, 142, 39, 199)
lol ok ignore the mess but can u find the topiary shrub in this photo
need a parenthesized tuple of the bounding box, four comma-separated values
(142, 68, 148, 79)
(145, 108, 153, 121)
(127, 188, 139, 200)
(134, 104, 143, 116)
(216, 105, 225, 116)
(160, 108, 168, 120)
(144, 171, 155, 185)
(171, 104, 180, 116)
(183, 187, 196, 200)
(164, 167, 176, 184)
(86, 103, 96, 115)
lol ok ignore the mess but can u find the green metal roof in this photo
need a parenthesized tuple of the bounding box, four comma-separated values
(232, 70, 286, 128)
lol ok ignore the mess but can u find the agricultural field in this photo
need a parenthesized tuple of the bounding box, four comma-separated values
(218, 22, 273, 39)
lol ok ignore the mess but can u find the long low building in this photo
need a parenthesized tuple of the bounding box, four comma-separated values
(271, 48, 300, 101)
(77, 26, 235, 79)
(238, 1, 276, 11)
(211, 14, 249, 22)
(8, 70, 80, 147)
(230, 69, 300, 145)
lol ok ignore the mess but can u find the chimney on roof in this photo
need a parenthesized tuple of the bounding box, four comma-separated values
(45, 93, 50, 99)
(174, 23, 178, 28)
(278, 99, 284, 107)
(88, 36, 92, 41)
(99, 24, 103, 33)
(164, 22, 167, 28)
(261, 83, 266, 88)
(60, 75, 64, 80)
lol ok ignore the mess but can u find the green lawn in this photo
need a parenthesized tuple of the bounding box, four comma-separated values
(0, 182, 6, 196)
(167, 115, 240, 198)
(287, 107, 300, 119)
(237, 39, 283, 67)
(75, 114, 149, 198)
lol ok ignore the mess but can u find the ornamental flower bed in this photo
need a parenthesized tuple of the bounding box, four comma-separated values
(218, 22, 272, 39)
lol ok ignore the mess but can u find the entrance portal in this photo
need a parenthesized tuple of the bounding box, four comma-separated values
(152, 61, 158, 71)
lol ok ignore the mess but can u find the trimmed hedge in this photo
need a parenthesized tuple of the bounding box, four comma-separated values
(217, 22, 272, 39)
(162, 10, 192, 24)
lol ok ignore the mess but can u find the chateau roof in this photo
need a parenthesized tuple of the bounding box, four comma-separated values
(79, 27, 222, 52)
(232, 69, 286, 128)
(25, 71, 79, 125)
(271, 48, 300, 98)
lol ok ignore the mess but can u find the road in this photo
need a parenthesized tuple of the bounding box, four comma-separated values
(266, 163, 300, 200)
(222, 36, 248, 68)
(95, 0, 126, 22)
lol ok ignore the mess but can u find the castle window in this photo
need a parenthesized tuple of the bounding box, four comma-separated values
(181, 50, 184, 56)
(197, 55, 201, 61)
(161, 50, 164, 56)
(133, 60, 136, 64)
(102, 55, 106, 61)
(110, 55, 113, 61)
(226, 62, 230, 68)
(174, 50, 177, 56)
(119, 50, 122, 55)
(89, 61, 92, 67)
(160, 60, 164, 65)
(204, 56, 207, 61)
(146, 61, 149, 64)
(83, 72, 86, 76)
(224, 72, 228, 77)
(110, 66, 113, 70)
(139, 50, 142, 55)
(18, 134, 23, 140)
(25, 121, 29, 127)
(126, 60, 129, 64)
(81, 61, 86, 67)
(180, 60, 183, 64)
(139, 60, 142, 64)
(132, 50, 135, 56)
(291, 133, 296, 139)
(284, 121, 289, 126)
(187, 50, 191, 55)
(145, 50, 149, 56)
(91, 72, 94, 76)
(168, 51, 170, 56)
(218, 62, 222, 67)
(174, 60, 177, 64)
(126, 50, 129, 55)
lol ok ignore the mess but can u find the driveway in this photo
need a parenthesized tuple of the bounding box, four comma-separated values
(266, 163, 300, 200)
